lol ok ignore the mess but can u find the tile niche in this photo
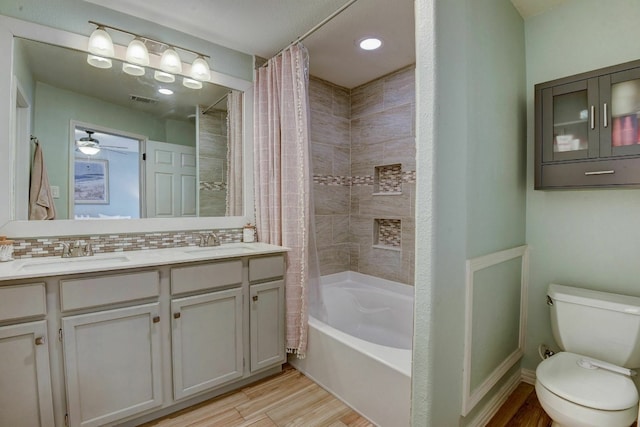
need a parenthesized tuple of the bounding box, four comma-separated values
(374, 218, 402, 251)
(373, 164, 403, 195)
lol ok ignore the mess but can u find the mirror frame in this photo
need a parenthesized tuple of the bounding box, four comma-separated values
(0, 15, 255, 238)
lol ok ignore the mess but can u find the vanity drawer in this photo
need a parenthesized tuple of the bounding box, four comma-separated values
(0, 283, 46, 322)
(171, 260, 242, 295)
(60, 271, 159, 311)
(249, 255, 285, 283)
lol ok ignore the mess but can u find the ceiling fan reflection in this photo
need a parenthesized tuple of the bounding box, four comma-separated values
(76, 130, 129, 155)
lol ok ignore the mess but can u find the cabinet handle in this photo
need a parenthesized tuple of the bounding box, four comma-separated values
(603, 103, 608, 128)
(173, 312, 181, 319)
(35, 336, 45, 346)
(252, 295, 258, 302)
(590, 105, 595, 130)
(152, 316, 160, 323)
(584, 170, 615, 176)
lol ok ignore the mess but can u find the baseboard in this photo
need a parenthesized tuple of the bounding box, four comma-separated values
(521, 368, 536, 385)
(465, 368, 522, 427)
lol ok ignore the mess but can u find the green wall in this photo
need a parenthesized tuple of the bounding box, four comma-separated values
(33, 82, 194, 218)
(0, 0, 253, 81)
(413, 0, 526, 425)
(523, 0, 640, 371)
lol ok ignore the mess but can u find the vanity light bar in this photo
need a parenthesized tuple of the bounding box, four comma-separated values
(88, 21, 210, 59)
(87, 21, 212, 83)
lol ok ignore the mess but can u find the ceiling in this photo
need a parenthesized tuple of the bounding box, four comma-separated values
(83, 0, 567, 89)
(84, 0, 414, 89)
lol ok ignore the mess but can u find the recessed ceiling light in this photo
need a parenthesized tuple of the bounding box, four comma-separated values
(359, 38, 382, 51)
(158, 88, 173, 95)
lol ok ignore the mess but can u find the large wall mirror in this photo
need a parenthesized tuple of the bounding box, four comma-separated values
(0, 16, 254, 237)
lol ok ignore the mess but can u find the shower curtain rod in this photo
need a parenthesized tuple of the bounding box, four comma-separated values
(202, 92, 231, 115)
(260, 0, 360, 68)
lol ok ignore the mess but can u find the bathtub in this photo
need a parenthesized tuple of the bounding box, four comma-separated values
(290, 271, 413, 427)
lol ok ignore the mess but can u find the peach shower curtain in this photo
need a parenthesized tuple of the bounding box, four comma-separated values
(254, 44, 312, 357)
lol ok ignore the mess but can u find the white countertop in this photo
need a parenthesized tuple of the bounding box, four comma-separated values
(0, 242, 289, 283)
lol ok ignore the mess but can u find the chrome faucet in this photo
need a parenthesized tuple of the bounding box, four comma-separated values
(61, 240, 93, 258)
(198, 232, 221, 247)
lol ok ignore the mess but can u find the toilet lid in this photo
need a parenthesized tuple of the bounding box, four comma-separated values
(536, 352, 639, 411)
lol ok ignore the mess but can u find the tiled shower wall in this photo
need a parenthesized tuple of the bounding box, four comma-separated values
(199, 108, 228, 217)
(311, 66, 416, 285)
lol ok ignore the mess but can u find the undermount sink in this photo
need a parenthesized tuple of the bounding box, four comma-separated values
(19, 255, 131, 272)
(182, 243, 255, 256)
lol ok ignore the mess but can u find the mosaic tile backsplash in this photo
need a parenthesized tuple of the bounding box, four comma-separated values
(375, 219, 402, 248)
(11, 228, 243, 259)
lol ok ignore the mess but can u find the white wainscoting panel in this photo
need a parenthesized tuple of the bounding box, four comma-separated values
(461, 245, 529, 416)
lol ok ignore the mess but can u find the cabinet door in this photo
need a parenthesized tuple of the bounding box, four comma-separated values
(62, 303, 163, 427)
(250, 280, 285, 372)
(600, 67, 640, 157)
(541, 78, 599, 162)
(0, 321, 54, 427)
(171, 288, 243, 400)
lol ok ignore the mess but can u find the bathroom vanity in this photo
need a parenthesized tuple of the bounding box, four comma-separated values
(0, 242, 287, 427)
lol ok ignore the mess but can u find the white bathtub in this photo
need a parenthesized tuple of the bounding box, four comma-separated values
(290, 271, 413, 427)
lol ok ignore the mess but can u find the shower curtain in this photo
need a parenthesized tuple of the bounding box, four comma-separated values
(253, 43, 319, 357)
(226, 90, 243, 216)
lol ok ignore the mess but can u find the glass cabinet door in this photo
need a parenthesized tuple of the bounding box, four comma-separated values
(600, 68, 640, 157)
(542, 79, 599, 162)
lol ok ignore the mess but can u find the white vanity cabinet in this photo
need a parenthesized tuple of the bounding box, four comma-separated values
(248, 256, 286, 372)
(0, 244, 288, 427)
(59, 271, 162, 427)
(0, 283, 55, 427)
(170, 261, 244, 400)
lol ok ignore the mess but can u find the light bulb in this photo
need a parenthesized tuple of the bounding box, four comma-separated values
(87, 54, 112, 69)
(78, 145, 100, 155)
(88, 27, 114, 57)
(154, 70, 175, 83)
(183, 77, 202, 89)
(190, 56, 211, 82)
(122, 63, 145, 76)
(160, 47, 182, 74)
(125, 38, 149, 66)
(359, 38, 382, 51)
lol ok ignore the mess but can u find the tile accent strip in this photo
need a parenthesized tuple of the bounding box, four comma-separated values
(11, 228, 243, 259)
(200, 182, 228, 191)
(314, 171, 415, 187)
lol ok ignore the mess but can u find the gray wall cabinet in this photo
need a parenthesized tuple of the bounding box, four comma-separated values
(535, 59, 640, 189)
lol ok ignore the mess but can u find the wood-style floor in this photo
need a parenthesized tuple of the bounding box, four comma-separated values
(139, 365, 373, 427)
(143, 367, 636, 427)
(486, 383, 551, 427)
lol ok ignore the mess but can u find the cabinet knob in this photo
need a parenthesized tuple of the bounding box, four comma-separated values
(35, 336, 45, 346)
(173, 312, 181, 319)
(252, 295, 258, 302)
(152, 316, 160, 323)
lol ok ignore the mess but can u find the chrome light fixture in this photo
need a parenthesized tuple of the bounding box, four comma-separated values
(160, 47, 182, 74)
(88, 26, 115, 57)
(86, 21, 211, 90)
(87, 26, 114, 68)
(190, 56, 211, 82)
(123, 38, 149, 76)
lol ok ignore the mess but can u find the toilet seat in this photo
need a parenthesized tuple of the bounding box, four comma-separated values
(536, 352, 638, 411)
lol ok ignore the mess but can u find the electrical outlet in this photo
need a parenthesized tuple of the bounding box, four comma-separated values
(50, 186, 60, 199)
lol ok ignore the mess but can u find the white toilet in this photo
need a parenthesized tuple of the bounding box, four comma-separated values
(535, 284, 640, 427)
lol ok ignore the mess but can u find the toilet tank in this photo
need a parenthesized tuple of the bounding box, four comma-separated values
(548, 283, 640, 368)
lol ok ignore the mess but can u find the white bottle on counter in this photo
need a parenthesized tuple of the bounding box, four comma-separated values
(243, 224, 256, 243)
